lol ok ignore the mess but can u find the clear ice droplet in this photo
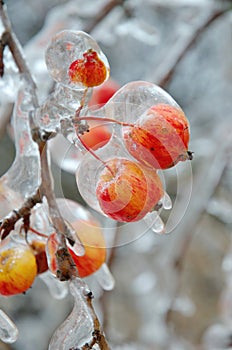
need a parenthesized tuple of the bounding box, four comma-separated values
(161, 192, 172, 210)
(0, 309, 18, 344)
(39, 271, 69, 300)
(144, 211, 165, 234)
(94, 263, 115, 291)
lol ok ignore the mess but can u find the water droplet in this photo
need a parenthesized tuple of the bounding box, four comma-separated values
(94, 263, 115, 291)
(144, 211, 165, 234)
(0, 309, 18, 344)
(161, 192, 172, 210)
(39, 271, 69, 300)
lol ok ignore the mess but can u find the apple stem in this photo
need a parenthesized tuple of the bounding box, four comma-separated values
(73, 95, 115, 176)
(77, 115, 134, 128)
(29, 226, 49, 238)
(76, 133, 114, 176)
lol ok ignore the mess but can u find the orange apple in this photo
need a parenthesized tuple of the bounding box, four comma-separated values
(123, 103, 191, 169)
(96, 158, 164, 222)
(68, 219, 106, 278)
(0, 244, 37, 296)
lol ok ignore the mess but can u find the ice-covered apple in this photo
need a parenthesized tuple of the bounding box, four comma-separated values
(68, 219, 106, 278)
(88, 78, 120, 108)
(123, 103, 191, 169)
(0, 244, 37, 296)
(68, 49, 108, 87)
(79, 120, 111, 150)
(96, 157, 164, 222)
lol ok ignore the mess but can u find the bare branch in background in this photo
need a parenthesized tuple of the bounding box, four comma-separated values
(157, 7, 230, 87)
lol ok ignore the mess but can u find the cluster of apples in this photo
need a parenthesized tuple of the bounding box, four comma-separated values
(0, 200, 107, 296)
(0, 31, 192, 297)
(95, 103, 191, 222)
(67, 47, 192, 223)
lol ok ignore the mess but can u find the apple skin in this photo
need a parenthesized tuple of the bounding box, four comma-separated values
(0, 245, 37, 296)
(79, 120, 111, 150)
(96, 158, 164, 222)
(123, 104, 190, 169)
(68, 49, 107, 87)
(68, 219, 106, 278)
(88, 78, 120, 108)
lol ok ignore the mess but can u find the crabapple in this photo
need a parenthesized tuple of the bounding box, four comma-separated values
(79, 120, 111, 150)
(68, 219, 106, 278)
(123, 103, 191, 169)
(0, 244, 37, 296)
(96, 158, 164, 222)
(68, 49, 108, 88)
(88, 78, 120, 108)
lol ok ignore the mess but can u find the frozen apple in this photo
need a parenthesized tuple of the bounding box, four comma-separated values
(79, 120, 111, 150)
(123, 103, 191, 169)
(68, 49, 108, 87)
(0, 244, 37, 296)
(96, 158, 164, 222)
(68, 219, 106, 278)
(88, 78, 120, 108)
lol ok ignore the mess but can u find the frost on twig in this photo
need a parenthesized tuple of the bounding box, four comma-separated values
(49, 278, 110, 350)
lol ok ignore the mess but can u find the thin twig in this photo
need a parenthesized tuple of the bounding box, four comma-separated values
(84, 0, 126, 33)
(85, 294, 111, 350)
(0, 189, 41, 240)
(157, 7, 230, 88)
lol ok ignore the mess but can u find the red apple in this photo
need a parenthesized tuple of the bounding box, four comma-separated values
(46, 220, 106, 278)
(68, 49, 108, 87)
(96, 158, 164, 222)
(123, 103, 191, 169)
(88, 78, 120, 108)
(68, 219, 106, 278)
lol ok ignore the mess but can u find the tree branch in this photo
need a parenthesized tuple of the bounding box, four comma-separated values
(84, 0, 126, 33)
(157, 6, 231, 87)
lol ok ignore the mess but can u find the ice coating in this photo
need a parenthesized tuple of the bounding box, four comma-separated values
(48, 278, 94, 349)
(0, 309, 18, 344)
(0, 80, 40, 219)
(104, 80, 179, 123)
(39, 271, 69, 300)
(45, 30, 109, 89)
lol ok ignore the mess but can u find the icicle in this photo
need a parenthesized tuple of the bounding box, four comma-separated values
(144, 211, 165, 234)
(39, 271, 69, 300)
(0, 79, 41, 219)
(48, 278, 94, 349)
(0, 309, 18, 344)
(94, 263, 115, 291)
(161, 192, 172, 210)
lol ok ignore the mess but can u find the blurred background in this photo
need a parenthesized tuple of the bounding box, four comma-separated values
(0, 0, 232, 349)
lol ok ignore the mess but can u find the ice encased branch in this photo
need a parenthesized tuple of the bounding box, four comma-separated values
(48, 278, 95, 350)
